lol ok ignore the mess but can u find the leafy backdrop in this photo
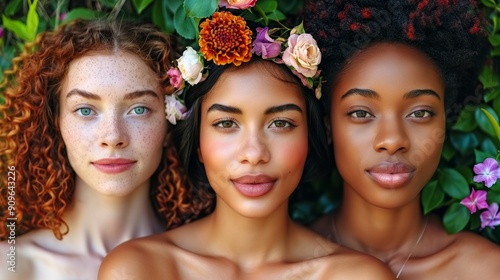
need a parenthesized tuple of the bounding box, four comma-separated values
(1, 0, 499, 244)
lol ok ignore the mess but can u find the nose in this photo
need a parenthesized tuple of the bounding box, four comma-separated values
(373, 116, 410, 154)
(238, 128, 270, 165)
(99, 113, 129, 148)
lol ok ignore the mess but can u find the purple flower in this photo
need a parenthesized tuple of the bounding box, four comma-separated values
(473, 158, 500, 188)
(59, 13, 67, 21)
(480, 203, 500, 229)
(460, 188, 488, 214)
(0, 27, 3, 39)
(253, 27, 282, 59)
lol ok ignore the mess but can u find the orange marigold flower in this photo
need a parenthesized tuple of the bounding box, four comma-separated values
(199, 11, 253, 66)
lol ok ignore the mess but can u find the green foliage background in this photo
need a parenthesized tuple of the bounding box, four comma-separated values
(1, 0, 499, 244)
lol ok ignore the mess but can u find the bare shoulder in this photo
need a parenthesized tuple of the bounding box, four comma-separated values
(319, 247, 395, 280)
(448, 231, 500, 275)
(98, 233, 178, 280)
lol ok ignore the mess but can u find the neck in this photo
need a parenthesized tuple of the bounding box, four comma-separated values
(335, 189, 426, 262)
(203, 199, 292, 270)
(61, 179, 164, 257)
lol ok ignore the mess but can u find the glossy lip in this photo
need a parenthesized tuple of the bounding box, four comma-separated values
(366, 161, 416, 189)
(92, 158, 137, 174)
(231, 174, 277, 197)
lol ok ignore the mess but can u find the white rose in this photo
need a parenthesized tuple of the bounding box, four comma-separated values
(177, 47, 204, 85)
(282, 34, 321, 78)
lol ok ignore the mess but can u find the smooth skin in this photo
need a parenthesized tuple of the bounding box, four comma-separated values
(0, 51, 167, 280)
(311, 43, 500, 279)
(98, 62, 395, 280)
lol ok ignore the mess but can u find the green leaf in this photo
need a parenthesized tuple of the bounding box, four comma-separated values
(479, 108, 500, 142)
(62, 8, 99, 23)
(455, 165, 474, 184)
(493, 16, 500, 34)
(1, 16, 29, 41)
(474, 149, 496, 163)
(255, 0, 278, 13)
(133, 0, 154, 14)
(266, 9, 286, 21)
(480, 138, 499, 156)
(443, 202, 470, 234)
(441, 142, 456, 161)
(449, 132, 479, 155)
(152, 0, 175, 34)
(438, 168, 469, 199)
(5, 0, 22, 16)
(481, 0, 496, 8)
(174, 4, 197, 39)
(451, 105, 477, 132)
(167, 0, 183, 13)
(184, 0, 217, 18)
(489, 34, 500, 47)
(494, 95, 500, 117)
(421, 181, 444, 214)
(25, 0, 39, 42)
(484, 87, 500, 103)
(487, 190, 500, 204)
(479, 66, 500, 89)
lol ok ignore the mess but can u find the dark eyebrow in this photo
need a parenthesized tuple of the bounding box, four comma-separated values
(341, 88, 378, 99)
(66, 89, 101, 100)
(341, 88, 441, 100)
(403, 89, 441, 100)
(265, 104, 303, 114)
(65, 89, 160, 101)
(207, 104, 242, 114)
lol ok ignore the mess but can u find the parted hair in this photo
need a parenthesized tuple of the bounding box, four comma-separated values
(0, 19, 213, 240)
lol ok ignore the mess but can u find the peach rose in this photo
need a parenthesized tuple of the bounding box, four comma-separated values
(219, 0, 257, 9)
(282, 33, 321, 78)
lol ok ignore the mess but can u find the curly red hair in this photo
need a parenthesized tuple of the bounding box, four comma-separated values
(0, 20, 214, 240)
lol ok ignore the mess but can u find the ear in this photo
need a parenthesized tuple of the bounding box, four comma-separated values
(197, 147, 204, 163)
(324, 115, 332, 145)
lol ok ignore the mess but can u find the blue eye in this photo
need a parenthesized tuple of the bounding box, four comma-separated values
(77, 107, 94, 116)
(131, 106, 148, 115)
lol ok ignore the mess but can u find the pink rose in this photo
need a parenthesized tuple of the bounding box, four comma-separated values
(282, 33, 321, 78)
(219, 0, 257, 9)
(253, 27, 282, 59)
(167, 67, 183, 89)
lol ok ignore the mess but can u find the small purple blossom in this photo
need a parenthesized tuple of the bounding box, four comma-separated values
(480, 203, 500, 229)
(59, 13, 67, 22)
(460, 188, 489, 214)
(253, 27, 282, 59)
(473, 158, 500, 188)
(0, 27, 3, 39)
(167, 67, 183, 89)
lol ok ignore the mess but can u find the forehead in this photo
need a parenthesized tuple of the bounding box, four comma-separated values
(333, 43, 444, 97)
(61, 51, 161, 94)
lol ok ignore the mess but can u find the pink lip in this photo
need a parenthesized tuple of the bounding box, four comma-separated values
(366, 162, 415, 188)
(92, 158, 136, 174)
(231, 174, 276, 197)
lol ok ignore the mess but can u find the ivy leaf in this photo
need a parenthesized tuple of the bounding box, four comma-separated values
(443, 202, 470, 234)
(474, 149, 496, 164)
(184, 0, 217, 18)
(439, 168, 469, 199)
(132, 0, 154, 14)
(421, 181, 444, 214)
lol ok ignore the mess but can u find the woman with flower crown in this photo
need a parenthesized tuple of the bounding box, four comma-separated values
(303, 0, 500, 279)
(98, 4, 394, 280)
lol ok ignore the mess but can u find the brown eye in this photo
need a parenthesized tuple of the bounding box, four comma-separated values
(408, 110, 434, 118)
(348, 110, 373, 119)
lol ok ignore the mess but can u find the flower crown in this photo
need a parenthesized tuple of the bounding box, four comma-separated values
(164, 1, 323, 125)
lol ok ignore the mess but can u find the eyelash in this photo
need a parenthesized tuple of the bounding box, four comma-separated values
(347, 109, 436, 120)
(212, 118, 297, 130)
